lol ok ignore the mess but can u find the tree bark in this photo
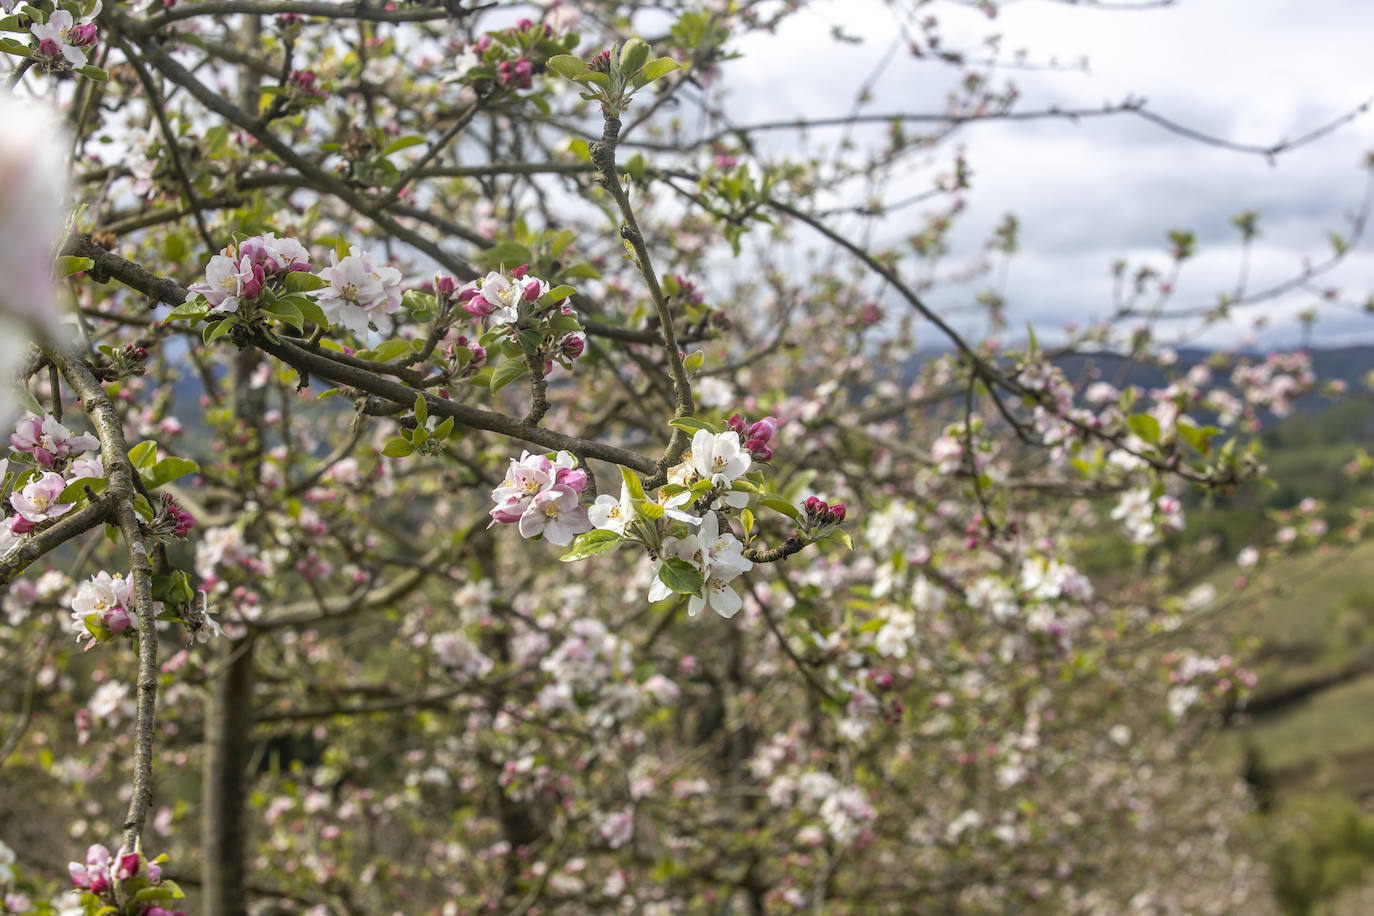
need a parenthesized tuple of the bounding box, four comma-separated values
(202, 635, 255, 916)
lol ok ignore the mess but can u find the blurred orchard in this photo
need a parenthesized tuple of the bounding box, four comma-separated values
(0, 0, 1371, 914)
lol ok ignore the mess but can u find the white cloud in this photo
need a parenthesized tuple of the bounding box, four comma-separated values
(711, 0, 1374, 347)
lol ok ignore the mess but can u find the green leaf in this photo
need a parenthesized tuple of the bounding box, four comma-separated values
(381, 438, 414, 458)
(576, 70, 612, 90)
(77, 64, 108, 82)
(284, 271, 327, 293)
(203, 316, 236, 344)
(541, 284, 576, 304)
(546, 54, 586, 80)
(637, 501, 665, 520)
(489, 358, 528, 393)
(621, 466, 646, 501)
(683, 350, 704, 373)
(761, 497, 804, 525)
(433, 416, 455, 440)
(364, 339, 412, 362)
(1176, 420, 1218, 455)
(478, 241, 533, 270)
(516, 328, 543, 357)
(414, 395, 428, 426)
(668, 416, 719, 435)
(164, 303, 208, 326)
(635, 56, 680, 85)
(658, 557, 704, 596)
(824, 529, 854, 551)
(550, 229, 576, 257)
(559, 529, 622, 562)
(381, 135, 425, 157)
(565, 262, 601, 280)
(143, 457, 200, 490)
(258, 298, 305, 332)
(127, 440, 158, 471)
(56, 256, 93, 277)
(58, 476, 107, 503)
(294, 298, 331, 329)
(568, 138, 591, 161)
(1126, 413, 1162, 445)
(548, 313, 581, 334)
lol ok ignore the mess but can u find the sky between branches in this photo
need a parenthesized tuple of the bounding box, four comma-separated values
(717, 0, 1374, 349)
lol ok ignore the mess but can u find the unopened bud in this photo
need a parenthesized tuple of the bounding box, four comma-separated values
(619, 38, 651, 78)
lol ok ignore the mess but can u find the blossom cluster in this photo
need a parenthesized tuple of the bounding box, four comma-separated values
(1110, 487, 1185, 545)
(69, 570, 135, 649)
(496, 424, 798, 618)
(488, 450, 592, 546)
(456, 265, 546, 325)
(30, 5, 100, 69)
(724, 412, 779, 462)
(454, 18, 560, 92)
(2, 415, 103, 553)
(313, 245, 404, 333)
(649, 509, 753, 618)
(186, 232, 311, 314)
(68, 844, 185, 915)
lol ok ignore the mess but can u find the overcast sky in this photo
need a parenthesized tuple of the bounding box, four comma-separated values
(709, 0, 1374, 350)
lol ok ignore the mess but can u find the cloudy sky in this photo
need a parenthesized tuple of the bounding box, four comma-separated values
(708, 0, 1374, 349)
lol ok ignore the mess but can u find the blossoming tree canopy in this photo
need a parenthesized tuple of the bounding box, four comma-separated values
(0, 0, 1371, 913)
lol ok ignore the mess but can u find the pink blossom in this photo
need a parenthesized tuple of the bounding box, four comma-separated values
(11, 471, 73, 522)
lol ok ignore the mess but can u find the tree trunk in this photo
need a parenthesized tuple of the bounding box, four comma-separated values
(201, 635, 255, 916)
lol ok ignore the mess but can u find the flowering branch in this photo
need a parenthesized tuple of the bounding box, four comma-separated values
(588, 112, 696, 487)
(60, 236, 662, 475)
(41, 335, 161, 852)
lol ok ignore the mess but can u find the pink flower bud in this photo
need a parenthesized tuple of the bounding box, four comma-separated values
(510, 264, 529, 279)
(555, 467, 587, 493)
(105, 606, 132, 635)
(116, 852, 140, 879)
(38, 38, 60, 58)
(71, 24, 99, 47)
(523, 279, 543, 302)
(748, 416, 778, 442)
(828, 503, 846, 523)
(562, 335, 584, 358)
(435, 275, 456, 295)
(489, 498, 525, 525)
(463, 296, 494, 318)
(456, 286, 479, 303)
